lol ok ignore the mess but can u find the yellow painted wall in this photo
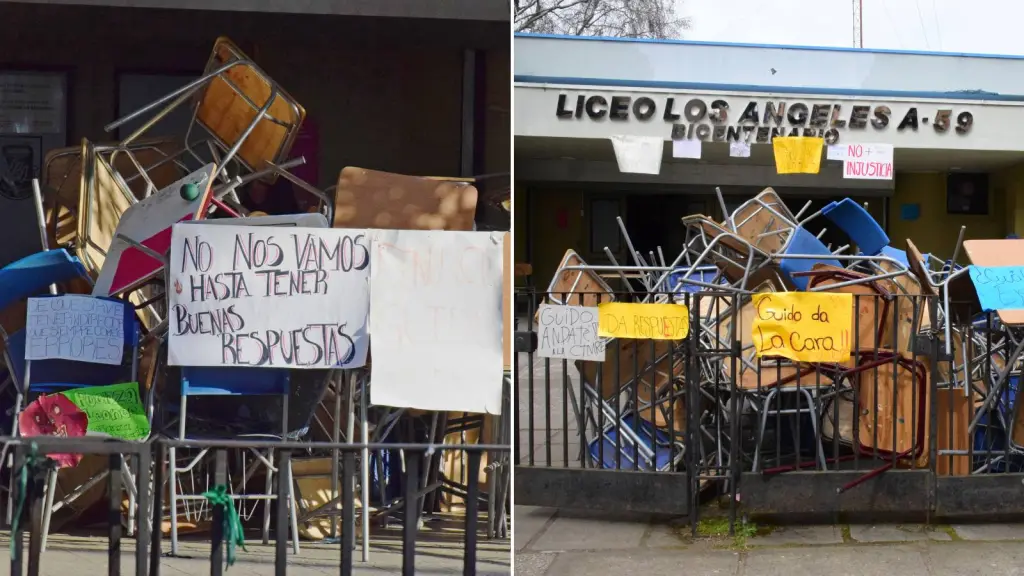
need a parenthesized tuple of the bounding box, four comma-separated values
(888, 172, 1005, 264)
(995, 162, 1024, 237)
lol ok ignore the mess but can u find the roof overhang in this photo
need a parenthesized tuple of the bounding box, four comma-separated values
(3, 0, 509, 20)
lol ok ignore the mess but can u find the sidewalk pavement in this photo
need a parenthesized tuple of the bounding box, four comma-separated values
(1, 531, 512, 575)
(516, 506, 1024, 575)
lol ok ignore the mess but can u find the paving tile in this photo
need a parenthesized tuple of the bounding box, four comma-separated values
(515, 552, 558, 576)
(748, 525, 842, 546)
(514, 506, 558, 550)
(951, 523, 1024, 541)
(849, 524, 950, 543)
(743, 545, 928, 576)
(925, 541, 1024, 575)
(644, 522, 690, 548)
(545, 550, 739, 575)
(529, 510, 649, 552)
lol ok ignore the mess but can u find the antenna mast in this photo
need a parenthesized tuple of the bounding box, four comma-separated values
(853, 0, 863, 48)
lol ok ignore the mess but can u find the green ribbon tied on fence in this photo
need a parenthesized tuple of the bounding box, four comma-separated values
(202, 484, 247, 568)
(9, 442, 40, 557)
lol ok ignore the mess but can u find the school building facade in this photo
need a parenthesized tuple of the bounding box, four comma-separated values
(514, 33, 1024, 290)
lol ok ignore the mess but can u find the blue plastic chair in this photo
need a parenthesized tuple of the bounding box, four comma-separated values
(168, 366, 300, 555)
(668, 266, 725, 294)
(0, 251, 94, 541)
(588, 415, 678, 471)
(0, 249, 94, 395)
(778, 228, 841, 291)
(974, 376, 1022, 472)
(821, 198, 890, 256)
(0, 249, 90, 311)
(9, 295, 140, 552)
(880, 246, 909, 268)
(11, 296, 140, 396)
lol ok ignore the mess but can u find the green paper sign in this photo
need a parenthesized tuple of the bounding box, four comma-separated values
(60, 382, 150, 441)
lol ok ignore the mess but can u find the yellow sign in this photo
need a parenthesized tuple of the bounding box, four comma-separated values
(597, 302, 689, 340)
(772, 137, 824, 175)
(751, 292, 852, 363)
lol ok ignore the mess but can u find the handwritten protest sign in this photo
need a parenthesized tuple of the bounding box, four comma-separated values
(842, 143, 894, 180)
(772, 137, 823, 175)
(370, 230, 505, 414)
(167, 223, 371, 368)
(25, 295, 125, 365)
(61, 382, 150, 440)
(537, 304, 604, 362)
(751, 292, 852, 363)
(597, 302, 689, 340)
(969, 266, 1024, 311)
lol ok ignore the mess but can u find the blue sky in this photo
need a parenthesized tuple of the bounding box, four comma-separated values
(681, 0, 1016, 55)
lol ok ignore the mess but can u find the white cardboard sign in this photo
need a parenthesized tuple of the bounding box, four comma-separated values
(610, 135, 663, 174)
(25, 295, 125, 365)
(536, 304, 604, 362)
(672, 138, 702, 159)
(842, 143, 894, 180)
(167, 223, 371, 369)
(369, 230, 505, 414)
(728, 141, 751, 158)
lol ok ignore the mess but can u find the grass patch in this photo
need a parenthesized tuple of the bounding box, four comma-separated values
(940, 524, 961, 541)
(695, 517, 732, 537)
(692, 517, 760, 549)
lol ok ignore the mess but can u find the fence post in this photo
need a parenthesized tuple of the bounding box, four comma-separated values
(107, 453, 122, 576)
(686, 296, 700, 537)
(926, 295, 941, 521)
(210, 450, 226, 576)
(341, 451, 355, 576)
(402, 452, 421, 576)
(275, 450, 290, 576)
(331, 372, 343, 541)
(463, 451, 481, 576)
(151, 442, 166, 576)
(729, 332, 742, 532)
(135, 446, 151, 576)
(11, 445, 24, 576)
(26, 458, 46, 576)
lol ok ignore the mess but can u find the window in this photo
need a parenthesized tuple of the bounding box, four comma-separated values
(116, 73, 198, 140)
(946, 173, 989, 215)
(589, 197, 622, 255)
(0, 71, 67, 267)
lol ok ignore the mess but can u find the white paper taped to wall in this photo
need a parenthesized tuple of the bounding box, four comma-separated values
(827, 144, 846, 160)
(610, 135, 663, 175)
(729, 141, 751, 158)
(672, 139, 702, 159)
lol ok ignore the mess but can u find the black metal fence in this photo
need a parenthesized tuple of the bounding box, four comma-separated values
(515, 288, 1024, 528)
(4, 437, 507, 576)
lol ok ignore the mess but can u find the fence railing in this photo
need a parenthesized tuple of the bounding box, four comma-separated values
(515, 288, 1024, 527)
(3, 437, 508, 576)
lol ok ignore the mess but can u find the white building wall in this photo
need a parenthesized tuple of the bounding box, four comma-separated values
(515, 34, 1024, 100)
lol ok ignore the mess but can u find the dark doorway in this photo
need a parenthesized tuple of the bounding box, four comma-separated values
(624, 194, 707, 265)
